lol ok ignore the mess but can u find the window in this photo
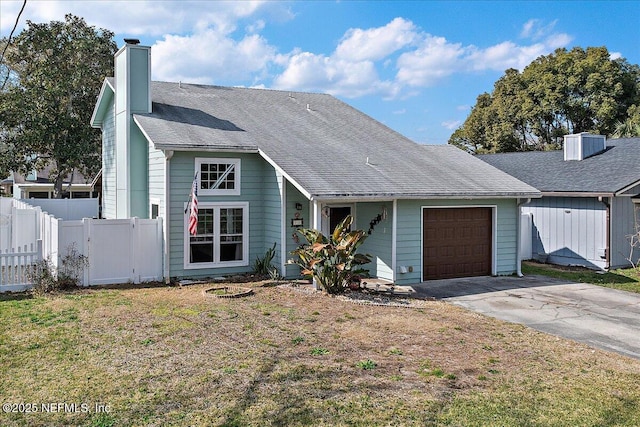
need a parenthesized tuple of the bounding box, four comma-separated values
(195, 158, 241, 196)
(185, 202, 248, 269)
(28, 191, 50, 199)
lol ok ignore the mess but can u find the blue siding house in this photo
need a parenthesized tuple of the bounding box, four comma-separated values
(91, 41, 540, 285)
(480, 133, 640, 270)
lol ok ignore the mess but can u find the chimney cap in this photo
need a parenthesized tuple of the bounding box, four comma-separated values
(124, 38, 140, 45)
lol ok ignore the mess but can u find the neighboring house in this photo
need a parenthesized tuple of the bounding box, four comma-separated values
(479, 134, 640, 270)
(2, 165, 99, 200)
(90, 41, 540, 285)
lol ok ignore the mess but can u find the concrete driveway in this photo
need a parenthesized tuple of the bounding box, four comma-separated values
(412, 275, 640, 359)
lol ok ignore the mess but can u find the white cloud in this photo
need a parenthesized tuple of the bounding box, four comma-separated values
(0, 3, 576, 101)
(275, 16, 573, 99)
(393, 18, 572, 87)
(467, 31, 572, 72)
(246, 19, 266, 34)
(393, 109, 406, 115)
(335, 17, 417, 61)
(610, 51, 623, 60)
(467, 41, 544, 71)
(272, 51, 399, 98)
(441, 120, 461, 130)
(0, 1, 274, 37)
(153, 30, 276, 84)
(396, 35, 468, 86)
(520, 19, 537, 38)
(520, 19, 559, 41)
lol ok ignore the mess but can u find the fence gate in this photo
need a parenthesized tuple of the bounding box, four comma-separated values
(79, 218, 163, 285)
(87, 219, 135, 285)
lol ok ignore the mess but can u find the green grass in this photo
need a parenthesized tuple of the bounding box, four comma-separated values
(522, 261, 640, 293)
(355, 359, 377, 370)
(1, 284, 640, 426)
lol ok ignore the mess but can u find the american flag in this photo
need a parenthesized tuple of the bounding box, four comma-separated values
(188, 173, 198, 236)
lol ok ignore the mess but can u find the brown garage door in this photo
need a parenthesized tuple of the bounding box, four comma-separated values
(422, 207, 492, 280)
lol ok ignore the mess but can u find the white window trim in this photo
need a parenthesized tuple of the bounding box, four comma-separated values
(150, 197, 161, 219)
(183, 201, 249, 269)
(195, 157, 241, 196)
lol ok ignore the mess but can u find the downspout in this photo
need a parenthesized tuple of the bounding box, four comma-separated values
(391, 199, 397, 283)
(516, 198, 531, 277)
(163, 150, 174, 283)
(599, 196, 611, 270)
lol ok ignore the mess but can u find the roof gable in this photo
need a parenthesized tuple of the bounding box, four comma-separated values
(90, 78, 115, 128)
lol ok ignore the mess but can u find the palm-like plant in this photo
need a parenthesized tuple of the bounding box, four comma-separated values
(612, 118, 640, 138)
(290, 215, 371, 294)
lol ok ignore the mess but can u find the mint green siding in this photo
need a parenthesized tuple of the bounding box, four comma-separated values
(284, 182, 309, 278)
(128, 48, 150, 113)
(262, 168, 282, 273)
(129, 124, 149, 218)
(101, 101, 116, 219)
(168, 152, 279, 279)
(394, 199, 518, 285)
(356, 202, 393, 281)
(112, 44, 151, 219)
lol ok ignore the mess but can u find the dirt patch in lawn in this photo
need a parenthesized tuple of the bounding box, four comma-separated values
(1, 282, 640, 426)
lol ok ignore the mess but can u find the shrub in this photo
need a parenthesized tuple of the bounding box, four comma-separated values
(253, 242, 277, 276)
(29, 243, 89, 295)
(290, 215, 371, 294)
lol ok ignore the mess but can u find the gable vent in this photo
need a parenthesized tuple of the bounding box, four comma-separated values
(563, 133, 606, 161)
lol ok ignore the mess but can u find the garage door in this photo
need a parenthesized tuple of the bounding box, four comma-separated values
(422, 207, 492, 280)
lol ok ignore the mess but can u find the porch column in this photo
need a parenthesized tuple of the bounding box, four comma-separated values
(311, 199, 321, 290)
(311, 199, 322, 231)
(279, 175, 287, 277)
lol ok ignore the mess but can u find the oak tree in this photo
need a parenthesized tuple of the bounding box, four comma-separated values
(449, 47, 640, 153)
(0, 14, 116, 197)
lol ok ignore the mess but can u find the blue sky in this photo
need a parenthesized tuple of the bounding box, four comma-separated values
(1, 1, 638, 144)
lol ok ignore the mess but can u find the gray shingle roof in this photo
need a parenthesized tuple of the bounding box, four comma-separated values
(478, 138, 640, 194)
(134, 81, 540, 199)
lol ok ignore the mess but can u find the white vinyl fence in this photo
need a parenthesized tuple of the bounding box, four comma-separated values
(19, 198, 99, 220)
(46, 217, 164, 286)
(0, 198, 163, 291)
(0, 242, 41, 292)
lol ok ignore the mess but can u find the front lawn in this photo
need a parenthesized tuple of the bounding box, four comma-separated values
(1, 282, 640, 426)
(522, 261, 640, 294)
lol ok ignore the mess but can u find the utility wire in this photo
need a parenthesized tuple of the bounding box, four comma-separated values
(0, 0, 28, 90)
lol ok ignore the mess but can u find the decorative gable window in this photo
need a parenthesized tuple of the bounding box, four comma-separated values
(196, 158, 241, 196)
(184, 202, 249, 269)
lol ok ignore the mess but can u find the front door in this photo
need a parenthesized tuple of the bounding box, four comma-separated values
(322, 206, 353, 235)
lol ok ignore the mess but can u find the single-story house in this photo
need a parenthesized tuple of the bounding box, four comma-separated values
(90, 41, 540, 285)
(479, 133, 640, 270)
(2, 166, 100, 200)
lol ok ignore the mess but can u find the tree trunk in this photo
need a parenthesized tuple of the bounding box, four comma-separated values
(53, 174, 65, 199)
